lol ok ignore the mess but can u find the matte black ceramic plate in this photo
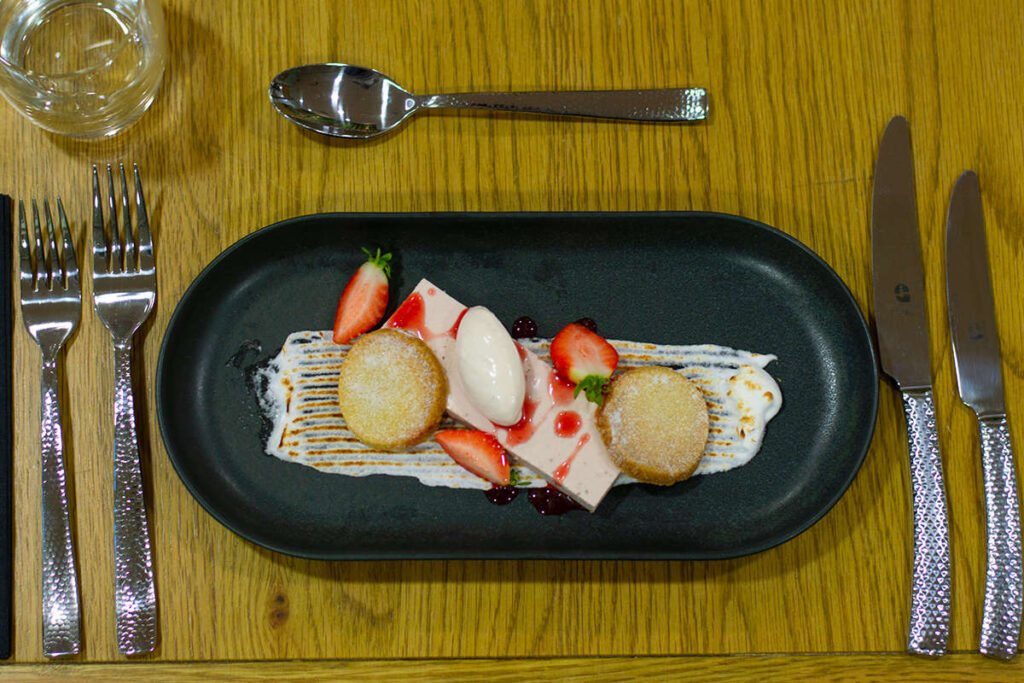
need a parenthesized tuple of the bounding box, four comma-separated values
(156, 212, 878, 560)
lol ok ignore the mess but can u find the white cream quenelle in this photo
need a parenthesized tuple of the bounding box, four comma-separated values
(454, 306, 526, 426)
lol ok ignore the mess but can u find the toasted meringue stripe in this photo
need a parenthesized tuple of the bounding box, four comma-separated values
(256, 331, 781, 488)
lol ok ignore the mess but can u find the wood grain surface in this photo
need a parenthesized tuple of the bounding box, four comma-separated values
(2, 0, 1023, 678)
(0, 655, 1022, 682)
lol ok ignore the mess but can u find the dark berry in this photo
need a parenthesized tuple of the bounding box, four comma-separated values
(484, 485, 520, 506)
(511, 316, 538, 339)
(574, 317, 598, 333)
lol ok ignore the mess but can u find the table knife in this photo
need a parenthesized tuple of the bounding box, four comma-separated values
(945, 170, 1023, 660)
(871, 115, 951, 656)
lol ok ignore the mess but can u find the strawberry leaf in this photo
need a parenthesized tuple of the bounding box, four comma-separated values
(360, 246, 393, 279)
(573, 375, 609, 405)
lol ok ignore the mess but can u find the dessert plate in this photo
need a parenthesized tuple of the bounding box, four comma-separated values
(156, 212, 878, 560)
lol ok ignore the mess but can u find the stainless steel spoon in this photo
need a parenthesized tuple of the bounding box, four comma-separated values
(268, 63, 708, 139)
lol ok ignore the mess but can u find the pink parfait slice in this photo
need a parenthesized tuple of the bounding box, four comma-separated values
(384, 279, 621, 511)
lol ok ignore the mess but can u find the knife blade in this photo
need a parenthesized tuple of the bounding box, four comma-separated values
(946, 170, 1022, 660)
(871, 115, 951, 656)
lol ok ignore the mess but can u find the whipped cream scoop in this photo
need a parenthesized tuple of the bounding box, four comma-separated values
(454, 306, 526, 426)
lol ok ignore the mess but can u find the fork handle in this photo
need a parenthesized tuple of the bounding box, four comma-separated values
(112, 340, 157, 655)
(40, 357, 81, 657)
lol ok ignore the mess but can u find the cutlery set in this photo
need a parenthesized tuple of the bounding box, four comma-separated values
(2, 106, 1020, 662)
(872, 115, 1022, 659)
(17, 164, 157, 657)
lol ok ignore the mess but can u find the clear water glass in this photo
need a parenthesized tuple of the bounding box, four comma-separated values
(0, 0, 167, 138)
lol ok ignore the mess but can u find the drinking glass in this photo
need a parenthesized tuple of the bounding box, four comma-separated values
(0, 0, 167, 138)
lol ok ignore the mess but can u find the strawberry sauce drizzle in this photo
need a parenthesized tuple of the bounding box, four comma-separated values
(554, 411, 581, 438)
(548, 370, 576, 405)
(386, 292, 426, 335)
(386, 292, 465, 341)
(448, 308, 468, 338)
(502, 365, 575, 447)
(552, 433, 590, 484)
(504, 398, 540, 447)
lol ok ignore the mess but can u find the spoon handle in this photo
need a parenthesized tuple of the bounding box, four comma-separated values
(420, 87, 707, 121)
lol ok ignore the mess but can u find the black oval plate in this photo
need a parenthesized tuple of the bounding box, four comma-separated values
(156, 212, 878, 560)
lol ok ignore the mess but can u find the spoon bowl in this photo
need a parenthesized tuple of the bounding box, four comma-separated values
(269, 63, 708, 139)
(269, 64, 417, 138)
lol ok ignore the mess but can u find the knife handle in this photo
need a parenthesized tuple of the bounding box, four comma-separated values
(902, 390, 952, 656)
(978, 416, 1023, 659)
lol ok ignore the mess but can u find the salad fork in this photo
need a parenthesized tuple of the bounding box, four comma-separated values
(18, 198, 82, 657)
(92, 164, 157, 655)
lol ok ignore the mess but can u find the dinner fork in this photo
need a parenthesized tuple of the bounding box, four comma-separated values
(18, 198, 82, 657)
(92, 164, 157, 655)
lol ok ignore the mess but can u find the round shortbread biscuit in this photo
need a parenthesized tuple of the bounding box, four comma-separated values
(597, 366, 709, 485)
(337, 329, 448, 451)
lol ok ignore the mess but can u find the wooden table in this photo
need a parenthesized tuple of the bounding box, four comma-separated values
(2, 0, 1023, 679)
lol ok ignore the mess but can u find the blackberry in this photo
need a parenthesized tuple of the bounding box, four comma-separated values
(511, 315, 538, 339)
(574, 317, 598, 333)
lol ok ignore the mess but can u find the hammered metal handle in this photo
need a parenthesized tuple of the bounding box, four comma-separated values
(40, 357, 81, 657)
(978, 416, 1022, 659)
(902, 390, 951, 656)
(421, 88, 709, 121)
(112, 341, 157, 655)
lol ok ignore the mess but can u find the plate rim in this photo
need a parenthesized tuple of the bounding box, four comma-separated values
(155, 210, 879, 561)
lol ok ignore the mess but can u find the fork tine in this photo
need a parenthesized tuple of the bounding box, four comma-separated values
(56, 197, 78, 288)
(43, 199, 62, 286)
(92, 165, 108, 274)
(106, 164, 121, 274)
(31, 200, 47, 286)
(119, 163, 135, 272)
(133, 164, 154, 270)
(18, 200, 34, 291)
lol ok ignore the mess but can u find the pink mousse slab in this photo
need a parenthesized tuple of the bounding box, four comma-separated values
(384, 279, 620, 510)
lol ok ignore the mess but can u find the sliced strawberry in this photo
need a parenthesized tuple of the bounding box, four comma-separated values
(435, 429, 510, 485)
(549, 322, 619, 405)
(332, 247, 392, 344)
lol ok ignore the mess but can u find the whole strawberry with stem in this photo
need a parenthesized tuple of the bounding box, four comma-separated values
(549, 322, 619, 405)
(332, 247, 392, 344)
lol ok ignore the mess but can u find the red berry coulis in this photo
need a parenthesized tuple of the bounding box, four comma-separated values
(554, 410, 582, 437)
(387, 292, 465, 340)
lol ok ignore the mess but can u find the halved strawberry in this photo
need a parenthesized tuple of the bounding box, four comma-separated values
(549, 322, 619, 405)
(332, 247, 392, 344)
(435, 429, 510, 485)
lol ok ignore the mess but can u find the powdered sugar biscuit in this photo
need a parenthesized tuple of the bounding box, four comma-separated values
(597, 366, 709, 484)
(337, 329, 447, 451)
